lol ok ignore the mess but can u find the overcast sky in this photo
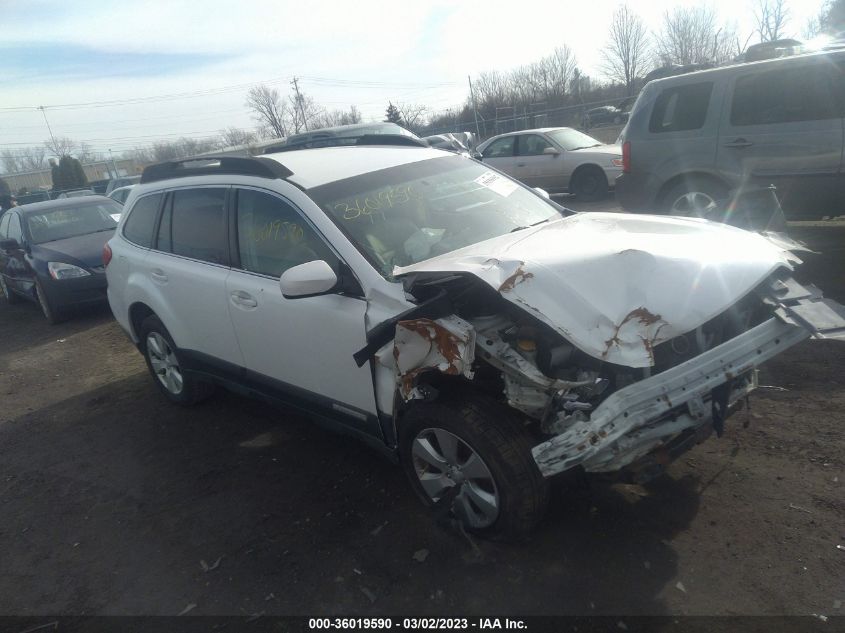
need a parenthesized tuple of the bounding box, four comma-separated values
(0, 0, 825, 157)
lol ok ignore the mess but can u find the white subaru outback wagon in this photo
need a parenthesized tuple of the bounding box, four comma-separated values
(105, 140, 845, 539)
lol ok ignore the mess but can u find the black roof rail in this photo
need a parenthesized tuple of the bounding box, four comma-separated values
(140, 155, 293, 184)
(264, 134, 428, 154)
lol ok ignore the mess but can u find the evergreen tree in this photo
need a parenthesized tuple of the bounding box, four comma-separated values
(51, 156, 88, 191)
(385, 102, 402, 125)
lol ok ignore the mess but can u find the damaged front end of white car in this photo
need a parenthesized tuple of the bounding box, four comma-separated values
(379, 212, 845, 483)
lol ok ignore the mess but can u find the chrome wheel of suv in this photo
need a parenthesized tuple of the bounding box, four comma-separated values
(412, 427, 500, 529)
(146, 332, 183, 395)
(670, 191, 719, 217)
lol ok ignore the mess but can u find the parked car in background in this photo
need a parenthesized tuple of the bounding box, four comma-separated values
(582, 105, 627, 128)
(424, 132, 477, 155)
(89, 178, 111, 195)
(105, 148, 845, 539)
(15, 191, 51, 205)
(105, 175, 142, 195)
(265, 122, 422, 153)
(476, 127, 622, 200)
(616, 50, 845, 219)
(108, 184, 137, 206)
(0, 196, 120, 323)
(56, 189, 97, 199)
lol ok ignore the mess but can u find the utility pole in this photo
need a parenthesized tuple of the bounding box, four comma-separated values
(467, 75, 482, 138)
(291, 77, 309, 132)
(38, 106, 57, 153)
(109, 149, 119, 178)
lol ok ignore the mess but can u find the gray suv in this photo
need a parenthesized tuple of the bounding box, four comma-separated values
(616, 50, 845, 219)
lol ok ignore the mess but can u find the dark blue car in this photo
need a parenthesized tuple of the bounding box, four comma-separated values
(0, 196, 121, 323)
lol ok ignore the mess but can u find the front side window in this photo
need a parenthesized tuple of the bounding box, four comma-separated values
(482, 137, 515, 158)
(235, 189, 337, 278)
(649, 82, 713, 133)
(159, 188, 228, 265)
(123, 194, 162, 248)
(309, 156, 562, 276)
(517, 134, 554, 156)
(27, 202, 119, 244)
(730, 65, 839, 126)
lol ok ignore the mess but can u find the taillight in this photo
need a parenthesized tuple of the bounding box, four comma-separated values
(103, 243, 113, 267)
(622, 141, 631, 173)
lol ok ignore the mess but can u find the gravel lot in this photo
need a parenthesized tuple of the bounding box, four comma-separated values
(1, 198, 843, 617)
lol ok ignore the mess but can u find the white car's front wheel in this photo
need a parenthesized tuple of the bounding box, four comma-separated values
(399, 394, 549, 541)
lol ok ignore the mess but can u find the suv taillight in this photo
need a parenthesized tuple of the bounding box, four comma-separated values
(622, 141, 631, 173)
(103, 243, 113, 267)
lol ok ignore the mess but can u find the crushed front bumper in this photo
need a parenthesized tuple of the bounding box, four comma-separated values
(532, 280, 845, 478)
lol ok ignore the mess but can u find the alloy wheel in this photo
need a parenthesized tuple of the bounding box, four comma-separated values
(671, 191, 719, 217)
(411, 427, 500, 528)
(146, 332, 184, 395)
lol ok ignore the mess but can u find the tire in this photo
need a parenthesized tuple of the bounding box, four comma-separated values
(661, 177, 728, 219)
(35, 279, 63, 324)
(570, 166, 608, 202)
(139, 315, 213, 405)
(398, 394, 549, 541)
(0, 274, 21, 304)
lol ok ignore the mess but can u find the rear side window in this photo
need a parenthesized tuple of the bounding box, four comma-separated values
(235, 189, 337, 278)
(649, 82, 713, 133)
(730, 65, 840, 126)
(7, 214, 22, 242)
(0, 213, 9, 238)
(161, 188, 228, 265)
(123, 194, 162, 248)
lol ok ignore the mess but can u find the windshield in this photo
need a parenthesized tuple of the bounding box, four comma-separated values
(547, 128, 602, 151)
(26, 201, 120, 244)
(309, 156, 562, 277)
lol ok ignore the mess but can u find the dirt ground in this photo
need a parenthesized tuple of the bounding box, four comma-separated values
(0, 201, 843, 618)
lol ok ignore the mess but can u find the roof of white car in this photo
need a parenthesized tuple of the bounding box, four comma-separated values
(262, 145, 448, 189)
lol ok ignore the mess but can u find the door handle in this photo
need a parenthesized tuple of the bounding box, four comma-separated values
(150, 269, 168, 283)
(723, 138, 753, 149)
(230, 291, 258, 308)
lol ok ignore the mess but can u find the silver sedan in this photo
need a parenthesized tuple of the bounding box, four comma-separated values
(476, 127, 622, 200)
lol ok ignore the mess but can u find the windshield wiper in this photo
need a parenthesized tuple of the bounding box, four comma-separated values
(510, 218, 552, 233)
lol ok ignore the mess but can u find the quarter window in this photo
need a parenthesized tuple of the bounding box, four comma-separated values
(482, 137, 515, 158)
(123, 194, 162, 248)
(730, 66, 839, 126)
(160, 188, 228, 265)
(649, 82, 713, 133)
(235, 189, 337, 278)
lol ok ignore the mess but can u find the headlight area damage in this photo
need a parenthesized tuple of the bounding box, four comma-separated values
(358, 214, 845, 483)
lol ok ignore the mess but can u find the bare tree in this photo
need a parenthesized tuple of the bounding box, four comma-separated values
(1, 150, 21, 174)
(43, 136, 77, 157)
(754, 0, 790, 41)
(76, 142, 100, 164)
(288, 91, 322, 134)
(314, 105, 363, 129)
(23, 146, 47, 171)
(601, 5, 652, 95)
(246, 85, 290, 138)
(396, 103, 428, 132)
(220, 127, 257, 147)
(655, 6, 736, 66)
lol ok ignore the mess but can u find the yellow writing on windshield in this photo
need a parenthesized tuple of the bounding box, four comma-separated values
(334, 185, 421, 221)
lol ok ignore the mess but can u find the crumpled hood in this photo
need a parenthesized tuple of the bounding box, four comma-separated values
(571, 144, 621, 157)
(394, 213, 798, 367)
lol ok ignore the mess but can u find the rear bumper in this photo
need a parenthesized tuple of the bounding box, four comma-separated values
(615, 171, 660, 212)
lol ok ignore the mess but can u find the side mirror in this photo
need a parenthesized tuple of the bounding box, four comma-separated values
(280, 260, 338, 298)
(543, 147, 560, 156)
(471, 150, 483, 160)
(0, 238, 20, 251)
(533, 188, 551, 199)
